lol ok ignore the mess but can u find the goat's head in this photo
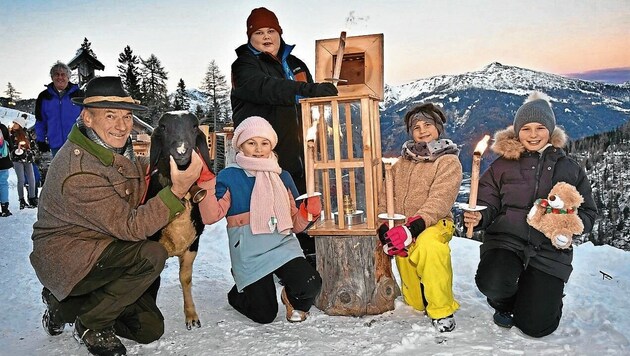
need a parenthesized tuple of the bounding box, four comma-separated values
(150, 111, 212, 172)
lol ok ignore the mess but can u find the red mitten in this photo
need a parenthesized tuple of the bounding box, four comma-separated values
(299, 196, 322, 219)
(197, 156, 215, 185)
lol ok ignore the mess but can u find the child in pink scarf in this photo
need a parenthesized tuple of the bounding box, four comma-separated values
(199, 116, 322, 323)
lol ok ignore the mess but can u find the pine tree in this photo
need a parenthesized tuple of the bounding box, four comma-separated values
(117, 45, 143, 104)
(194, 105, 205, 122)
(140, 54, 169, 126)
(5, 82, 21, 105)
(201, 60, 230, 128)
(173, 78, 190, 111)
(78, 37, 97, 58)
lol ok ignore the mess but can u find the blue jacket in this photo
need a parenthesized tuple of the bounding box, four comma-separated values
(35, 82, 83, 150)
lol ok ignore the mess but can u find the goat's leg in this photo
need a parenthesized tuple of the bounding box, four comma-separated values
(178, 250, 200, 329)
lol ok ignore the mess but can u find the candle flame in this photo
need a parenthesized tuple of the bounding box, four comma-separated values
(474, 135, 491, 154)
(381, 157, 399, 165)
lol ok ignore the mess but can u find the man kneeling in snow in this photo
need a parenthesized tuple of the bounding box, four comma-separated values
(29, 77, 202, 356)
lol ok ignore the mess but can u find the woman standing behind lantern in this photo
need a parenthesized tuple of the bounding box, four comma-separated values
(230, 7, 338, 264)
(377, 102, 462, 332)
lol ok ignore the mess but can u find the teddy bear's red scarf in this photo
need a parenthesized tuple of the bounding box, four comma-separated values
(535, 198, 576, 214)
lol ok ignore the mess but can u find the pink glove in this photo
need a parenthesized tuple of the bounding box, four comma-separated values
(380, 216, 425, 257)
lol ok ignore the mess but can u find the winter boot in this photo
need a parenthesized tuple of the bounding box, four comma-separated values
(74, 317, 127, 356)
(19, 198, 29, 210)
(41, 288, 65, 336)
(432, 314, 456, 332)
(281, 287, 308, 322)
(493, 310, 514, 328)
(28, 196, 38, 208)
(0, 202, 11, 217)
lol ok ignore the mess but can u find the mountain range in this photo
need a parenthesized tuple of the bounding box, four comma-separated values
(380, 62, 630, 171)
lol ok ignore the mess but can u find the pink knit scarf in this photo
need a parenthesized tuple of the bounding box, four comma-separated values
(235, 153, 293, 235)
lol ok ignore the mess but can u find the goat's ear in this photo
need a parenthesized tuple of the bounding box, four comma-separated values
(196, 129, 214, 173)
(149, 127, 163, 171)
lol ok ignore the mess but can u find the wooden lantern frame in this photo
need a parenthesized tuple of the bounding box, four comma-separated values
(300, 94, 382, 236)
(315, 34, 384, 99)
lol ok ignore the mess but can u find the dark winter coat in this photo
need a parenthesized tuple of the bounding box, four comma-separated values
(230, 42, 314, 192)
(34, 82, 83, 150)
(30, 124, 186, 300)
(476, 126, 597, 282)
(0, 123, 13, 170)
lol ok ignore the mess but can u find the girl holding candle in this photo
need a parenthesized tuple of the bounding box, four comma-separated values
(463, 92, 597, 337)
(198, 116, 322, 324)
(377, 103, 462, 332)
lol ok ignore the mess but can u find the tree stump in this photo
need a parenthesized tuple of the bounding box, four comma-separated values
(315, 234, 399, 316)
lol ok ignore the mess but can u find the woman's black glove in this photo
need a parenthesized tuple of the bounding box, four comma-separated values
(300, 82, 338, 97)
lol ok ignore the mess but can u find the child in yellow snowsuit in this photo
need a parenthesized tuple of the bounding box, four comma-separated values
(377, 103, 462, 332)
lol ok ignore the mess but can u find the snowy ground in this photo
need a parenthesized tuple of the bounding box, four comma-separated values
(1, 168, 629, 355)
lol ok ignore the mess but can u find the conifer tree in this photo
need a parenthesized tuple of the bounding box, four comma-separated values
(5, 82, 21, 105)
(78, 37, 97, 57)
(201, 60, 230, 127)
(117, 45, 143, 104)
(140, 54, 169, 125)
(173, 78, 190, 111)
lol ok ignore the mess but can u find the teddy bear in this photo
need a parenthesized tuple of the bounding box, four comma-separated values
(527, 182, 584, 249)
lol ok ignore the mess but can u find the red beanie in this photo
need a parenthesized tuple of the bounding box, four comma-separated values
(246, 7, 283, 38)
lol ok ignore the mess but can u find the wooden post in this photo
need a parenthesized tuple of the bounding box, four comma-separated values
(315, 234, 399, 316)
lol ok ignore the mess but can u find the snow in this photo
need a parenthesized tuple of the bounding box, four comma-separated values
(1, 168, 629, 355)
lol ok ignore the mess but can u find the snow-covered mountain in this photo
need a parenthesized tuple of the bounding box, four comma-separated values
(381, 62, 630, 170)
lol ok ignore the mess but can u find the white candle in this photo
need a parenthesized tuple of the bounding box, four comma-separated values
(382, 157, 399, 226)
(466, 135, 490, 238)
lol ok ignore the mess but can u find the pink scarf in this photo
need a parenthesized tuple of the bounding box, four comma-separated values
(235, 153, 293, 235)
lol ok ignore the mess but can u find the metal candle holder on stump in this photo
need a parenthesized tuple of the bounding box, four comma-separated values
(300, 33, 399, 317)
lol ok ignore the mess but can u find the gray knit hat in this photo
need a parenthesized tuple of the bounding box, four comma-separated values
(513, 92, 555, 134)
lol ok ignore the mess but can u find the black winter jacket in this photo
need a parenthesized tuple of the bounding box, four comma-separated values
(230, 42, 314, 193)
(476, 126, 597, 282)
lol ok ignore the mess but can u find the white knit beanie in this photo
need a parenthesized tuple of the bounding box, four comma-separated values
(232, 116, 278, 151)
(513, 91, 556, 134)
(13, 114, 27, 129)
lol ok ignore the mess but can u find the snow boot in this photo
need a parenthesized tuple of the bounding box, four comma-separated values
(19, 198, 29, 209)
(493, 310, 514, 328)
(74, 317, 127, 356)
(28, 196, 38, 208)
(0, 202, 11, 217)
(41, 288, 65, 336)
(432, 314, 456, 332)
(281, 287, 308, 322)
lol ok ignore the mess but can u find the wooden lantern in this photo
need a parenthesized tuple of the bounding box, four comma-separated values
(301, 33, 397, 317)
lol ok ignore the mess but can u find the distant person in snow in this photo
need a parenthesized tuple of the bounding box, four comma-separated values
(376, 103, 463, 332)
(30, 76, 202, 356)
(463, 92, 597, 337)
(34, 61, 83, 158)
(0, 121, 13, 217)
(198, 116, 323, 324)
(8, 114, 37, 209)
(230, 7, 338, 267)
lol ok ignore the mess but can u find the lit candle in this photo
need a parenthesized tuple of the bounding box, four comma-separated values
(466, 135, 491, 238)
(381, 157, 399, 226)
(305, 107, 320, 221)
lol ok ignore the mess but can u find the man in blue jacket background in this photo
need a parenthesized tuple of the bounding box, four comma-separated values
(35, 61, 83, 158)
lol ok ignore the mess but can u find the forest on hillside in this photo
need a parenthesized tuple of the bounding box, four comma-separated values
(568, 119, 630, 250)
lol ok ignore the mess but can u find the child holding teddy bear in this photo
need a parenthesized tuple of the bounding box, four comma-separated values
(463, 92, 597, 337)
